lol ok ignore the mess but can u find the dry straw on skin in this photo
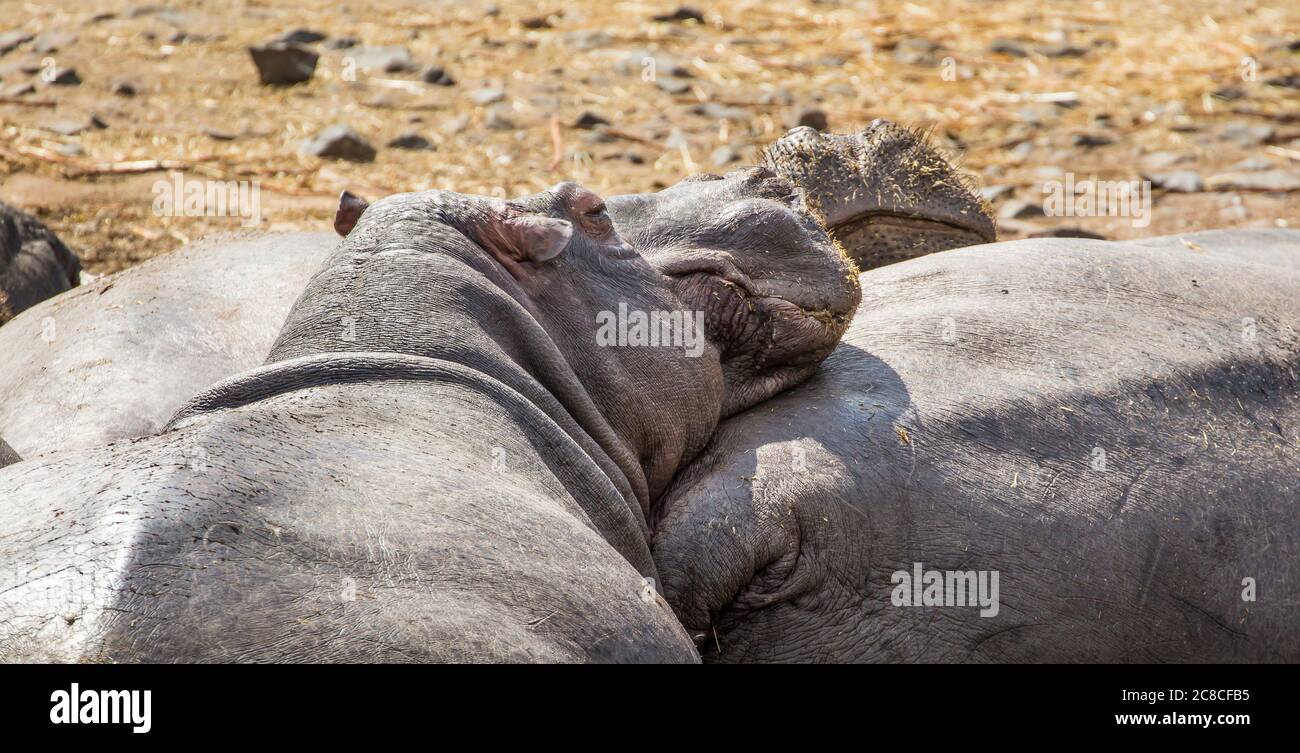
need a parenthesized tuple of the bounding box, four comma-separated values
(0, 0, 1296, 274)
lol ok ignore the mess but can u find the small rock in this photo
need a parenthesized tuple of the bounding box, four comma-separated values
(710, 145, 740, 166)
(793, 107, 828, 131)
(277, 29, 326, 45)
(47, 66, 81, 86)
(1206, 169, 1300, 192)
(759, 87, 794, 106)
(664, 128, 689, 150)
(605, 151, 645, 164)
(520, 15, 553, 29)
(421, 65, 455, 86)
(979, 184, 1016, 202)
(563, 30, 611, 50)
(1036, 42, 1087, 58)
(387, 133, 435, 150)
(3, 82, 35, 97)
(1220, 121, 1275, 146)
(350, 45, 417, 74)
(1213, 85, 1246, 101)
(55, 143, 85, 157)
(584, 127, 617, 144)
(43, 119, 90, 136)
(893, 37, 942, 66)
(30, 31, 77, 54)
(1143, 170, 1205, 193)
(999, 199, 1045, 220)
(1071, 133, 1113, 148)
(300, 124, 377, 162)
(690, 102, 748, 121)
(248, 42, 318, 85)
(573, 111, 611, 129)
(1029, 227, 1107, 240)
(470, 87, 505, 105)
(203, 127, 236, 141)
(0, 31, 33, 56)
(1141, 150, 1192, 169)
(111, 80, 136, 96)
(1230, 157, 1274, 171)
(323, 37, 357, 50)
(442, 114, 470, 133)
(654, 78, 691, 95)
(989, 38, 1028, 57)
(652, 6, 705, 23)
(1050, 93, 1081, 109)
(1266, 74, 1300, 90)
(484, 106, 515, 130)
(1007, 141, 1036, 161)
(618, 51, 693, 78)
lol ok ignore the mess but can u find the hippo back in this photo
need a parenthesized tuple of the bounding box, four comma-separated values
(0, 231, 334, 458)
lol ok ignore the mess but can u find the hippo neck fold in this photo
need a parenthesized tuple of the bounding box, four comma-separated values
(166, 215, 659, 565)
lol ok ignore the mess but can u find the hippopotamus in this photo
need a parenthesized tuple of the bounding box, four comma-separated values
(0, 123, 991, 460)
(651, 228, 1300, 662)
(0, 201, 82, 324)
(0, 178, 861, 662)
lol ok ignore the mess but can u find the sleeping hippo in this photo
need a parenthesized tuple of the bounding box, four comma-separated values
(0, 123, 991, 460)
(651, 228, 1300, 662)
(0, 180, 858, 662)
(0, 201, 81, 324)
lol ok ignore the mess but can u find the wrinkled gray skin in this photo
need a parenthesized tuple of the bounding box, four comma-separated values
(0, 201, 81, 324)
(653, 228, 1300, 662)
(0, 123, 981, 460)
(0, 180, 856, 662)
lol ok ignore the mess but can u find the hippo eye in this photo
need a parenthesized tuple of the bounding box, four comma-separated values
(585, 204, 608, 219)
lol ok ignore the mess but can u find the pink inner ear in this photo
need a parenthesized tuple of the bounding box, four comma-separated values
(510, 215, 573, 261)
(485, 213, 573, 263)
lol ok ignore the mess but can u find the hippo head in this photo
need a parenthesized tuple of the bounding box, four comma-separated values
(331, 182, 726, 504)
(607, 167, 862, 417)
(761, 121, 996, 268)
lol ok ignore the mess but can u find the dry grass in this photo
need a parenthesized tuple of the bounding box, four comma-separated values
(1, 0, 1297, 273)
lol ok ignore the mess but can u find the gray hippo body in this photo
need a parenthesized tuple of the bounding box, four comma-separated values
(653, 229, 1300, 662)
(0, 201, 82, 324)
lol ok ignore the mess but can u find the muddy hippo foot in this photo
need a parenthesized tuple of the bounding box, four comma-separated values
(761, 120, 996, 269)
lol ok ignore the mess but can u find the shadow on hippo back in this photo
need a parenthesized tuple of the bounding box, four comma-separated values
(761, 120, 996, 269)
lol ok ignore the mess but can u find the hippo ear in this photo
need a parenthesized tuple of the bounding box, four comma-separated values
(334, 190, 370, 237)
(480, 210, 573, 265)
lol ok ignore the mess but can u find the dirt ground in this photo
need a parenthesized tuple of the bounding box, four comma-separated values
(1, 0, 1297, 274)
